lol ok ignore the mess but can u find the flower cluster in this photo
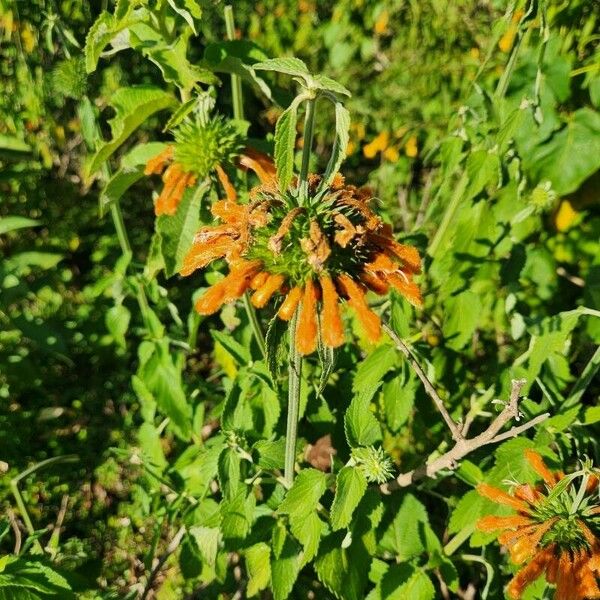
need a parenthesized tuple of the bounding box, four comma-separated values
(144, 116, 244, 216)
(179, 152, 422, 355)
(477, 449, 600, 599)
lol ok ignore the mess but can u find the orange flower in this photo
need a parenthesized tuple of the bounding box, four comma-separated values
(180, 153, 422, 355)
(476, 451, 600, 599)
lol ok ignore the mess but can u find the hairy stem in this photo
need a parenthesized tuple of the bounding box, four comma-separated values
(224, 4, 266, 357)
(284, 309, 302, 485)
(299, 96, 317, 202)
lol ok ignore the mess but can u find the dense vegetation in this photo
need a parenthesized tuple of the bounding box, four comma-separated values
(1, 1, 599, 598)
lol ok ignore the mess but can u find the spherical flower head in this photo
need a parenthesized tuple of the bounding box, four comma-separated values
(173, 116, 245, 180)
(181, 155, 423, 355)
(144, 115, 245, 216)
(350, 446, 394, 484)
(476, 450, 600, 599)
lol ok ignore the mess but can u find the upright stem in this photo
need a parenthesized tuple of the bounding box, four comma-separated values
(109, 200, 151, 327)
(224, 4, 266, 357)
(299, 97, 317, 202)
(284, 310, 302, 485)
(282, 95, 317, 485)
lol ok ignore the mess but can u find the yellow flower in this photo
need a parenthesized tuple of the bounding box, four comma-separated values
(405, 135, 418, 158)
(383, 146, 399, 162)
(554, 200, 577, 232)
(374, 10, 389, 35)
(363, 131, 389, 159)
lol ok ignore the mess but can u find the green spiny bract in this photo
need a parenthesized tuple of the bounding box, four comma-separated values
(173, 116, 246, 179)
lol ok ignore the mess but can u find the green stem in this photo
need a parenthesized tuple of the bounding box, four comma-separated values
(10, 455, 78, 554)
(224, 6, 244, 122)
(427, 171, 468, 257)
(223, 4, 266, 357)
(243, 292, 266, 357)
(299, 97, 317, 202)
(109, 200, 151, 326)
(284, 309, 302, 485)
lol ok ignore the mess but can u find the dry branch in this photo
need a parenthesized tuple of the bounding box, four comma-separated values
(381, 325, 551, 493)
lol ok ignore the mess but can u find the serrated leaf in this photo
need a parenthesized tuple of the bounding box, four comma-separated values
(345, 346, 396, 447)
(330, 466, 367, 531)
(156, 181, 207, 276)
(138, 422, 167, 471)
(323, 101, 350, 185)
(244, 543, 271, 597)
(279, 468, 328, 521)
(218, 447, 241, 499)
(88, 86, 176, 175)
(383, 371, 417, 432)
(290, 511, 324, 564)
(137, 339, 192, 440)
(271, 530, 302, 600)
(442, 290, 482, 350)
(189, 526, 221, 567)
(129, 23, 217, 91)
(253, 57, 310, 78)
(99, 142, 168, 215)
(211, 330, 251, 366)
(167, 0, 201, 34)
(313, 74, 351, 97)
(274, 96, 301, 192)
(525, 108, 600, 195)
(379, 494, 429, 560)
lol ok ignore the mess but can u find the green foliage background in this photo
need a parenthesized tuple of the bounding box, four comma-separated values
(1, 0, 599, 598)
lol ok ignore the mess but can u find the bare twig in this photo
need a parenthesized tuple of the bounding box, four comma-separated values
(140, 525, 186, 600)
(383, 323, 464, 441)
(381, 379, 550, 493)
(7, 508, 22, 555)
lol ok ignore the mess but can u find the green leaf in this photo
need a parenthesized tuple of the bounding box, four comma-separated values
(0, 216, 40, 235)
(88, 86, 176, 175)
(218, 447, 241, 499)
(274, 96, 301, 192)
(156, 181, 207, 277)
(84, 9, 142, 73)
(138, 422, 167, 471)
(464, 149, 499, 200)
(138, 340, 192, 440)
(253, 57, 310, 78)
(204, 41, 272, 100)
(379, 494, 429, 561)
(442, 290, 482, 350)
(312, 74, 351, 97)
(330, 466, 367, 531)
(189, 525, 221, 567)
(0, 134, 31, 157)
(6, 252, 63, 272)
(526, 108, 600, 195)
(167, 0, 202, 34)
(244, 543, 271, 597)
(254, 438, 286, 470)
(290, 511, 324, 564)
(129, 23, 217, 91)
(210, 330, 252, 366)
(99, 142, 168, 215)
(383, 371, 417, 432)
(279, 468, 328, 521)
(323, 101, 350, 185)
(519, 308, 585, 388)
(314, 533, 369, 600)
(375, 565, 435, 600)
(345, 345, 396, 447)
(271, 528, 302, 600)
(105, 304, 131, 348)
(220, 488, 255, 541)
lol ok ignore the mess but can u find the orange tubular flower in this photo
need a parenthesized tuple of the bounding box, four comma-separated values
(476, 450, 600, 599)
(180, 153, 423, 355)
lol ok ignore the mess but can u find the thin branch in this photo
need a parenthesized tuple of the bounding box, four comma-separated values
(141, 525, 186, 600)
(7, 508, 22, 555)
(381, 379, 550, 493)
(383, 323, 464, 441)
